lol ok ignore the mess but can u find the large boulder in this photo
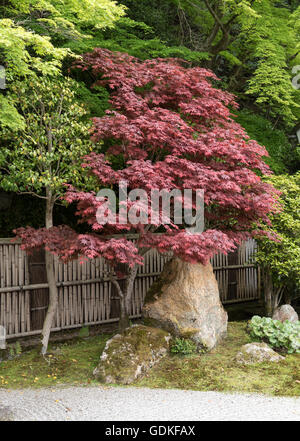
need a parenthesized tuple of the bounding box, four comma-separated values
(236, 342, 285, 365)
(272, 305, 299, 323)
(142, 258, 228, 350)
(93, 325, 171, 384)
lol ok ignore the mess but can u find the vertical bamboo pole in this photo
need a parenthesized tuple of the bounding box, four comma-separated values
(0, 244, 5, 332)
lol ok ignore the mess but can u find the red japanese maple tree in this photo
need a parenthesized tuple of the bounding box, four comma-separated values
(16, 49, 279, 333)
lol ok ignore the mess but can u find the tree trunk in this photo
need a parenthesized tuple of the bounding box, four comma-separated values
(118, 265, 138, 333)
(204, 22, 220, 50)
(263, 268, 274, 317)
(119, 296, 130, 333)
(40, 191, 58, 355)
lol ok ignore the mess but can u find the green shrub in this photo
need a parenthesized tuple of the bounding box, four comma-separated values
(170, 337, 197, 355)
(248, 316, 300, 354)
(8, 342, 22, 359)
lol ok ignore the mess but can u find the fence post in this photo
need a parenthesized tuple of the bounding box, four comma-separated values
(0, 325, 6, 349)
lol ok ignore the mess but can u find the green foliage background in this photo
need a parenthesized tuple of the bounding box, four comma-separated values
(255, 173, 300, 295)
(0, 0, 299, 266)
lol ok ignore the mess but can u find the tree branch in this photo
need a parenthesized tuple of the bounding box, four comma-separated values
(19, 191, 48, 200)
(203, 0, 226, 34)
(109, 273, 124, 299)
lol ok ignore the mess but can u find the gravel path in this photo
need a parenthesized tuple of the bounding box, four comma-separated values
(0, 386, 299, 421)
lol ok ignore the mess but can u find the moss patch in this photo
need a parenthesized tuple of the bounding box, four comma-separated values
(94, 325, 171, 384)
(178, 327, 200, 339)
(0, 322, 299, 396)
(136, 322, 300, 397)
(0, 335, 110, 389)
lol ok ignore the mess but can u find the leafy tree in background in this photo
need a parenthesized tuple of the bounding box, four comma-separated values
(0, 77, 99, 354)
(245, 2, 300, 126)
(256, 173, 300, 316)
(1, 0, 299, 174)
(65, 13, 211, 64)
(1, 0, 125, 38)
(16, 49, 279, 337)
(0, 0, 125, 129)
(0, 0, 129, 232)
(118, 0, 300, 129)
(0, 19, 68, 130)
(236, 110, 299, 174)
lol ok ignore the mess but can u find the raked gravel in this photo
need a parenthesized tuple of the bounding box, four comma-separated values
(0, 386, 299, 421)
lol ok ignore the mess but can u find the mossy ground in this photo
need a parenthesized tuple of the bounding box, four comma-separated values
(0, 335, 110, 389)
(137, 322, 300, 397)
(0, 321, 299, 396)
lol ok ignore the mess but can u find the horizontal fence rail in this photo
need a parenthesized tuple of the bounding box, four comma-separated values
(0, 237, 260, 339)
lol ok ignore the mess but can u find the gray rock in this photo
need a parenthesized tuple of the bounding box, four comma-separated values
(0, 406, 14, 421)
(142, 258, 228, 350)
(236, 342, 285, 365)
(0, 348, 10, 363)
(272, 305, 299, 323)
(93, 325, 171, 384)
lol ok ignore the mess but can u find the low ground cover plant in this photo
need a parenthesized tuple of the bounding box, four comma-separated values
(248, 316, 300, 354)
(170, 338, 198, 355)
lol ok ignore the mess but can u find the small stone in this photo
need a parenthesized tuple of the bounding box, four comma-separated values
(236, 342, 285, 365)
(272, 305, 299, 323)
(0, 348, 9, 363)
(93, 325, 171, 384)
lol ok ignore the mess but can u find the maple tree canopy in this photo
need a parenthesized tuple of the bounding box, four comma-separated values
(16, 49, 280, 267)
